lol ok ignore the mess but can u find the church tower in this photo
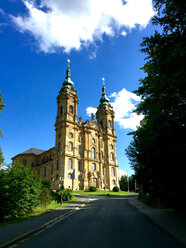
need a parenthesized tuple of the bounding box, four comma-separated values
(96, 79, 118, 190)
(12, 63, 119, 191)
(54, 60, 79, 189)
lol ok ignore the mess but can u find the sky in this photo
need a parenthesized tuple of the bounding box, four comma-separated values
(0, 0, 157, 176)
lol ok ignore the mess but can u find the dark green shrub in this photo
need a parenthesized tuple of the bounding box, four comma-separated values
(63, 189, 73, 201)
(0, 162, 42, 220)
(113, 186, 119, 192)
(89, 186, 97, 192)
(107, 193, 110, 196)
(38, 187, 52, 208)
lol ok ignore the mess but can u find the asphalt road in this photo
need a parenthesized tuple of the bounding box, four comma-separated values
(17, 197, 185, 248)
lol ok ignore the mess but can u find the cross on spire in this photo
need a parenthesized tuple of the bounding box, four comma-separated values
(67, 59, 70, 68)
(102, 77, 105, 87)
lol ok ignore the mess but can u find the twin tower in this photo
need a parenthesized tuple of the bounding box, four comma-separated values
(12, 63, 119, 190)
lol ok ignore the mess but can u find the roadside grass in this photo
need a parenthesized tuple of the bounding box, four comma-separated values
(73, 190, 138, 197)
(0, 196, 77, 227)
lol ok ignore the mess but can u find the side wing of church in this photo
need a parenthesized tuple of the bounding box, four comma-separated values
(12, 64, 119, 190)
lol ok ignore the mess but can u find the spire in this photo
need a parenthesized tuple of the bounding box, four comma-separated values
(100, 78, 110, 105)
(63, 59, 74, 88)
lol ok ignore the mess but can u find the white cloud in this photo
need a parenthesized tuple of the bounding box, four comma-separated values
(121, 30, 127, 36)
(86, 88, 143, 130)
(118, 169, 128, 179)
(86, 107, 97, 117)
(10, 0, 154, 53)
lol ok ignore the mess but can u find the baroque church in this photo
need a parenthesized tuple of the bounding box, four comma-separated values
(12, 62, 119, 190)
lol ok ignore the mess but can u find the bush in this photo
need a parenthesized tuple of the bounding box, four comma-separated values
(63, 189, 73, 201)
(89, 186, 97, 192)
(54, 189, 73, 203)
(0, 162, 42, 220)
(112, 186, 119, 192)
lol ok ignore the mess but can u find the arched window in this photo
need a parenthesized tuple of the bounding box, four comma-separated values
(22, 160, 27, 166)
(100, 121, 103, 129)
(68, 142, 73, 151)
(78, 145, 82, 154)
(69, 105, 73, 114)
(68, 159, 72, 169)
(112, 180, 115, 185)
(92, 163, 96, 171)
(69, 132, 73, 139)
(57, 160, 59, 170)
(68, 173, 72, 179)
(110, 144, 113, 149)
(78, 161, 82, 171)
(92, 138, 95, 144)
(58, 142, 61, 152)
(78, 175, 82, 181)
(112, 167, 115, 176)
(92, 148, 95, 159)
(110, 152, 114, 161)
(60, 106, 63, 115)
(108, 120, 112, 128)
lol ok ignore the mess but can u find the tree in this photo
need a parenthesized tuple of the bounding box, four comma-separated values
(0, 93, 5, 167)
(126, 0, 186, 208)
(0, 161, 42, 220)
(119, 175, 128, 191)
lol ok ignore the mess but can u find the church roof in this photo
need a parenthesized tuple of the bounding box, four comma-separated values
(12, 148, 45, 159)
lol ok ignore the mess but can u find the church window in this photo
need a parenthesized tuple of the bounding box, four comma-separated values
(58, 142, 61, 152)
(92, 163, 96, 171)
(78, 175, 82, 181)
(110, 152, 114, 161)
(78, 161, 82, 171)
(100, 121, 103, 129)
(69, 105, 73, 114)
(22, 160, 27, 166)
(60, 106, 63, 115)
(44, 167, 47, 177)
(68, 142, 73, 151)
(56, 174, 59, 180)
(68, 173, 72, 179)
(69, 133, 73, 139)
(57, 160, 59, 170)
(108, 120, 112, 128)
(68, 159, 72, 169)
(92, 148, 95, 159)
(78, 145, 82, 155)
(112, 180, 115, 185)
(110, 144, 113, 149)
(92, 138, 95, 144)
(112, 167, 115, 176)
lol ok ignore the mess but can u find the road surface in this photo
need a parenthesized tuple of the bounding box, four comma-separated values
(16, 197, 185, 248)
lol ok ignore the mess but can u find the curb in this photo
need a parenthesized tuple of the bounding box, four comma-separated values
(0, 200, 90, 248)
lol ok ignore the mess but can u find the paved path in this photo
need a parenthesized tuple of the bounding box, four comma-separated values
(14, 197, 185, 248)
(0, 196, 89, 248)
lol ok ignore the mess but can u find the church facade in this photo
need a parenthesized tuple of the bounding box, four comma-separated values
(12, 64, 119, 190)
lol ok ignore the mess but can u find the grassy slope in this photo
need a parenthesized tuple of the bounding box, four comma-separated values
(73, 190, 138, 197)
(0, 196, 78, 227)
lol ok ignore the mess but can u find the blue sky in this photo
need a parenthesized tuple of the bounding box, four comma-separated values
(0, 0, 157, 176)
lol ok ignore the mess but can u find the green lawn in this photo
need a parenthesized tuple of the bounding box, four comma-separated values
(73, 190, 138, 197)
(0, 196, 78, 227)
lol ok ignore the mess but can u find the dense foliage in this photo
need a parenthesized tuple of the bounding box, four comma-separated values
(0, 162, 42, 220)
(126, 0, 186, 209)
(112, 186, 119, 192)
(119, 175, 136, 192)
(53, 189, 73, 202)
(89, 186, 97, 192)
